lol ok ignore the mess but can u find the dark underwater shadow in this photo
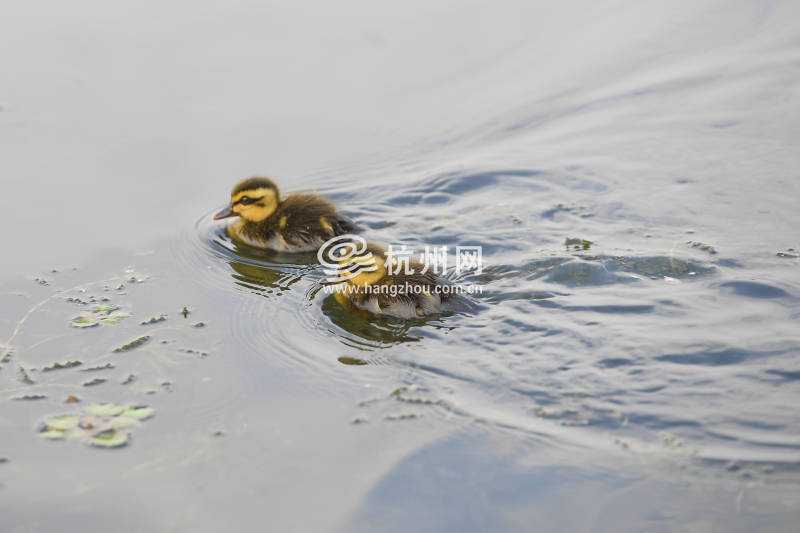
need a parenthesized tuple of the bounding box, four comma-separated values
(464, 254, 717, 304)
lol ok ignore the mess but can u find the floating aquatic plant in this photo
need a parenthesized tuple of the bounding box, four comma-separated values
(385, 413, 418, 421)
(12, 394, 47, 401)
(390, 385, 438, 405)
(688, 241, 717, 254)
(178, 348, 208, 357)
(120, 406, 153, 420)
(338, 356, 368, 366)
(71, 304, 130, 328)
(565, 237, 593, 251)
(82, 363, 114, 372)
(18, 366, 34, 384)
(113, 335, 150, 352)
(396, 397, 436, 405)
(39, 404, 154, 448)
(42, 360, 82, 372)
(140, 315, 167, 325)
(40, 415, 80, 439)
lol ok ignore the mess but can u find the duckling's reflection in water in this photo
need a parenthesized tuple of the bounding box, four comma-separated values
(225, 240, 318, 296)
(320, 292, 427, 348)
(217, 235, 469, 348)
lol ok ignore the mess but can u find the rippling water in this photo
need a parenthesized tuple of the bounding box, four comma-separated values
(189, 159, 800, 462)
(2, 0, 800, 531)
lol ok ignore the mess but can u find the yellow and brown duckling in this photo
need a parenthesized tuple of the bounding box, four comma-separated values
(214, 177, 358, 252)
(326, 242, 470, 319)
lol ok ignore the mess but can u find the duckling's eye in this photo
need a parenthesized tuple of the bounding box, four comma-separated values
(238, 196, 253, 205)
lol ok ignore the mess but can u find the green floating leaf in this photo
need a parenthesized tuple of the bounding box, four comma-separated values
(90, 429, 129, 448)
(82, 378, 107, 387)
(110, 417, 141, 430)
(71, 304, 130, 328)
(66, 428, 90, 441)
(42, 414, 80, 431)
(113, 336, 150, 353)
(121, 406, 153, 420)
(71, 316, 98, 328)
(99, 311, 130, 325)
(39, 405, 153, 448)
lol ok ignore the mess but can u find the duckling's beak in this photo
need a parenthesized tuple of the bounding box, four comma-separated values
(213, 205, 237, 220)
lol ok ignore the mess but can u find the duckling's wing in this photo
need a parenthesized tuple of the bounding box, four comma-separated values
(279, 194, 360, 243)
(330, 213, 361, 234)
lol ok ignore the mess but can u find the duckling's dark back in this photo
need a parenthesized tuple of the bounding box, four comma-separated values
(278, 193, 358, 242)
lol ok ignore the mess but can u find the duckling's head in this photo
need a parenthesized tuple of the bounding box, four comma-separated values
(214, 177, 281, 223)
(338, 242, 388, 288)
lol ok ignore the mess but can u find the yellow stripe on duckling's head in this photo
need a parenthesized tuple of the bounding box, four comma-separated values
(229, 177, 281, 223)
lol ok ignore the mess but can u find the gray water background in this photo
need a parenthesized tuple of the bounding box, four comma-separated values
(1, 1, 799, 531)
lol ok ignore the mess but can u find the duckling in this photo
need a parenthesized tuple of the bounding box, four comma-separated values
(214, 176, 358, 252)
(326, 242, 470, 319)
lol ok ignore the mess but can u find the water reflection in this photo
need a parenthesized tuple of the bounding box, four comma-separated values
(228, 258, 311, 296)
(3, 0, 800, 529)
(319, 292, 426, 348)
(205, 223, 319, 296)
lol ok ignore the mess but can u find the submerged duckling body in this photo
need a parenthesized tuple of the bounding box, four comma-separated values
(214, 177, 357, 252)
(328, 242, 470, 319)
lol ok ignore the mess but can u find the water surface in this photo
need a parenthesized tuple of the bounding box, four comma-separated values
(2, 1, 800, 531)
